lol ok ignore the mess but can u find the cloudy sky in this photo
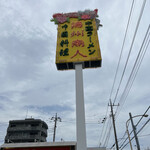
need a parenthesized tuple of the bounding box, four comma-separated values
(0, 0, 150, 149)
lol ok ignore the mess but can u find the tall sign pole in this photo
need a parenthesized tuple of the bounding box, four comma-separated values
(75, 63, 87, 150)
(52, 9, 102, 150)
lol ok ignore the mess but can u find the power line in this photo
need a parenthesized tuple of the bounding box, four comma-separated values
(137, 118, 150, 135)
(104, 121, 112, 147)
(98, 104, 109, 147)
(100, 114, 111, 147)
(102, 1, 135, 147)
(138, 133, 150, 138)
(108, 0, 148, 148)
(109, 0, 135, 103)
(119, 106, 150, 149)
(110, 130, 127, 149)
(101, 0, 136, 147)
(108, 0, 147, 146)
(100, 116, 110, 146)
(121, 25, 150, 101)
(60, 120, 101, 124)
(112, 0, 147, 106)
(115, 25, 150, 118)
(120, 118, 150, 150)
(119, 38, 150, 111)
(136, 106, 150, 127)
(103, 0, 147, 148)
(138, 122, 150, 136)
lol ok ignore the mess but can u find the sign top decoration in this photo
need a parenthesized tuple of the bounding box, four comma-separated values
(51, 9, 102, 70)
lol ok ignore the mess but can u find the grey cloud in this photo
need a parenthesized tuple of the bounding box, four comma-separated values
(0, 0, 150, 148)
(24, 105, 73, 114)
(0, 33, 54, 81)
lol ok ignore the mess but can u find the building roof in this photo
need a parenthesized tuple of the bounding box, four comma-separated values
(9, 118, 48, 129)
(0, 142, 106, 150)
(0, 141, 77, 149)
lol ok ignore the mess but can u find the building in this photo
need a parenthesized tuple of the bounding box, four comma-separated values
(0, 142, 76, 150)
(5, 118, 48, 143)
(0, 142, 106, 150)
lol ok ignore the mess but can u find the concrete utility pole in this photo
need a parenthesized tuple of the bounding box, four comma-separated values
(129, 112, 140, 150)
(51, 113, 61, 142)
(109, 99, 119, 150)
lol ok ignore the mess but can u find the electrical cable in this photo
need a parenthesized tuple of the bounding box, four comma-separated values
(138, 133, 150, 138)
(119, 106, 150, 149)
(101, 0, 135, 147)
(105, 120, 113, 148)
(106, 0, 148, 148)
(115, 25, 150, 118)
(99, 0, 147, 147)
(104, 122, 112, 147)
(120, 118, 150, 150)
(104, 0, 135, 147)
(112, 0, 147, 105)
(61, 120, 100, 124)
(113, 131, 128, 149)
(119, 106, 150, 148)
(109, 0, 135, 103)
(109, 0, 146, 146)
(100, 114, 111, 147)
(100, 116, 111, 146)
(98, 104, 109, 147)
(120, 31, 150, 108)
(102, 117, 112, 147)
(137, 118, 150, 135)
(138, 123, 150, 136)
(136, 106, 150, 127)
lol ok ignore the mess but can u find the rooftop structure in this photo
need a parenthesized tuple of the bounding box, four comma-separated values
(5, 118, 48, 143)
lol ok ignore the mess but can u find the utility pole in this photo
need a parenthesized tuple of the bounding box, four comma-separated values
(51, 113, 61, 142)
(129, 112, 140, 150)
(109, 99, 119, 150)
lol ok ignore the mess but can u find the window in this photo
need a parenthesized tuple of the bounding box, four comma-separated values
(10, 124, 16, 127)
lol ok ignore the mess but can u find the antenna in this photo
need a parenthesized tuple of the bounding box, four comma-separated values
(25, 108, 28, 118)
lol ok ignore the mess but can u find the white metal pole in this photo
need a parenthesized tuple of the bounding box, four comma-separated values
(75, 63, 87, 150)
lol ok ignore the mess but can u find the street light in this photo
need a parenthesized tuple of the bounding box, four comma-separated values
(126, 113, 148, 150)
(126, 118, 133, 150)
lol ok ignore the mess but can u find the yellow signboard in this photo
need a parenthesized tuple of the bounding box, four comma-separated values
(55, 16, 102, 70)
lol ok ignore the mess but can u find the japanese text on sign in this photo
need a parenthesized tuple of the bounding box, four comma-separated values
(56, 18, 101, 69)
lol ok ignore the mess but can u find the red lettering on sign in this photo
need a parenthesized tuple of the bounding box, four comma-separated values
(71, 22, 83, 29)
(72, 40, 84, 47)
(71, 30, 84, 37)
(71, 50, 87, 59)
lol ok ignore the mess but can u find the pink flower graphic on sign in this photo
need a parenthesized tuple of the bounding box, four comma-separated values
(56, 16, 67, 23)
(81, 15, 91, 20)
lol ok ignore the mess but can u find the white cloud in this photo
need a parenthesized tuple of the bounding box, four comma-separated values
(0, 0, 150, 149)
